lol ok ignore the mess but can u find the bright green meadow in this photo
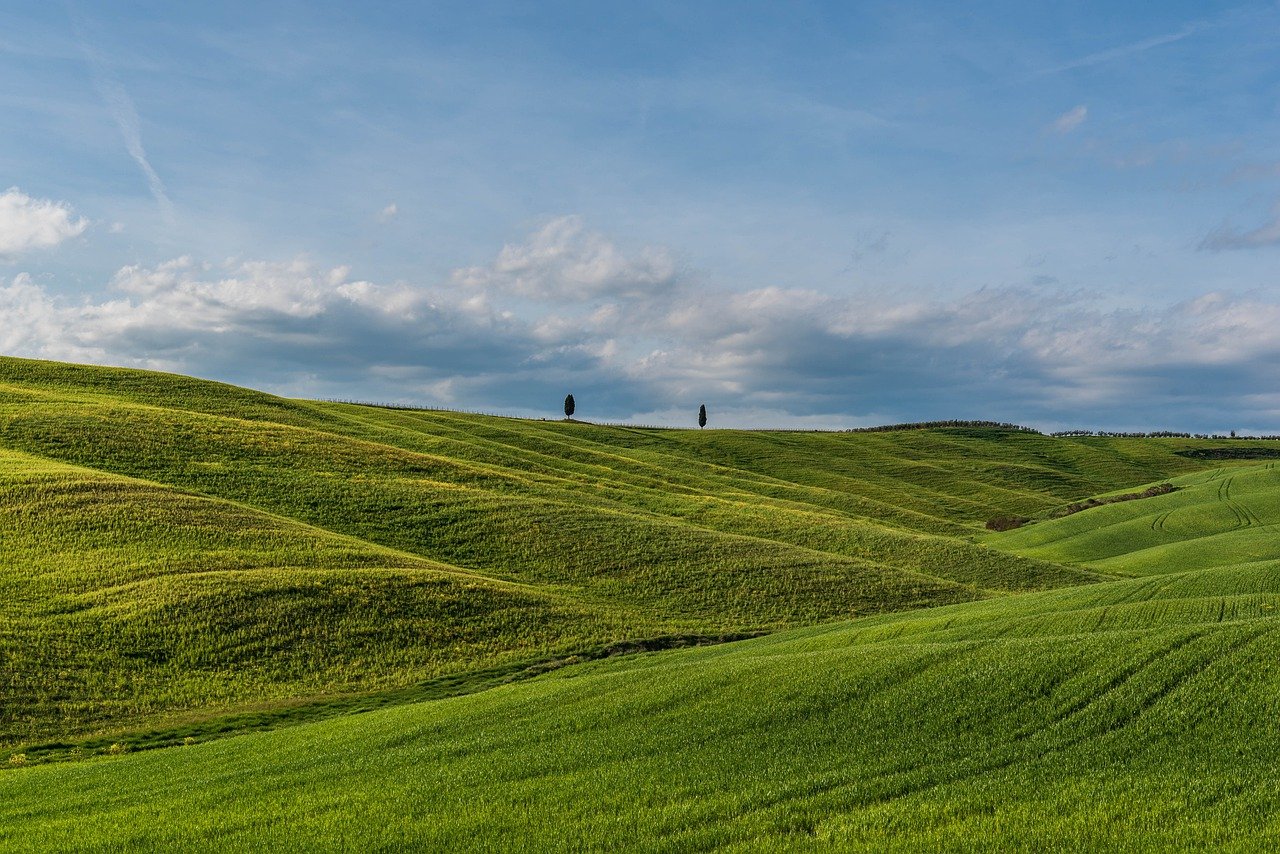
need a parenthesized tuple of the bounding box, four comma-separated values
(2, 355, 1278, 850)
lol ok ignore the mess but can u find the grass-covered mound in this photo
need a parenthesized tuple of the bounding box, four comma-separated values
(7, 356, 1280, 848)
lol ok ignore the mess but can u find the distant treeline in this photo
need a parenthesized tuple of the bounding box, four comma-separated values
(1053, 430, 1280, 440)
(844, 420, 1040, 434)
(1175, 448, 1280, 460)
(1051, 430, 1193, 438)
(325, 400, 1280, 440)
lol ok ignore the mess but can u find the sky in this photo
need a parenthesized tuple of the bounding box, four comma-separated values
(4, 1, 1280, 431)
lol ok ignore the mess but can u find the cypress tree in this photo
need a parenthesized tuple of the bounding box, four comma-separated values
(564, 394, 576, 419)
(698, 403, 707, 429)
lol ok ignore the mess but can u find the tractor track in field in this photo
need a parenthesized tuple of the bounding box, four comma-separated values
(1214, 475, 1264, 530)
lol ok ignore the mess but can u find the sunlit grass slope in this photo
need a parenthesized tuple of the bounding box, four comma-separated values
(0, 358, 1098, 617)
(0, 448, 667, 747)
(0, 357, 1213, 598)
(989, 462, 1280, 576)
(6, 563, 1280, 851)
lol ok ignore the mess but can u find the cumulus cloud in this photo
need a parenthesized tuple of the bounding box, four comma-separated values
(1049, 105, 1088, 134)
(1200, 206, 1280, 251)
(453, 215, 680, 302)
(5, 217, 1280, 431)
(0, 189, 89, 257)
(0, 256, 520, 380)
(378, 203, 398, 222)
(0, 273, 98, 361)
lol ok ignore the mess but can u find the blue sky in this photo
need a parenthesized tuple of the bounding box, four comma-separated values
(4, 1, 1280, 430)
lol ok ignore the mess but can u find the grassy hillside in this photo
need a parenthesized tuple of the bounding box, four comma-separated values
(0, 355, 1258, 753)
(5, 561, 1280, 850)
(0, 447, 669, 748)
(7, 356, 1280, 848)
(988, 462, 1280, 576)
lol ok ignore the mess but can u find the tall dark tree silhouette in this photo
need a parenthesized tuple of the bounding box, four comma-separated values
(564, 394, 575, 420)
(698, 403, 707, 429)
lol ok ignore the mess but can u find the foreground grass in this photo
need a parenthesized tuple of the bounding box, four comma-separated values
(5, 563, 1280, 850)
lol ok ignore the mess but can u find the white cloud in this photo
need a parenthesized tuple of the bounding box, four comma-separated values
(0, 273, 98, 361)
(453, 215, 680, 302)
(104, 256, 415, 321)
(0, 189, 89, 257)
(1050, 105, 1088, 135)
(378, 203, 398, 222)
(6, 218, 1280, 431)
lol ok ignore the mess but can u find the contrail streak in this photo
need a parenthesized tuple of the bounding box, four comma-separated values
(1035, 22, 1204, 76)
(70, 12, 175, 224)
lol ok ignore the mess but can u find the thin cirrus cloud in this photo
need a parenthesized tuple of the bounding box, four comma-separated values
(3, 217, 1280, 431)
(73, 24, 175, 225)
(1199, 206, 1280, 251)
(1049, 105, 1088, 135)
(1036, 21, 1205, 76)
(0, 188, 89, 257)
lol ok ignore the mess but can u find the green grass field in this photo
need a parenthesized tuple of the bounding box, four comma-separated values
(6, 560, 1280, 850)
(2, 356, 1279, 849)
(988, 463, 1280, 577)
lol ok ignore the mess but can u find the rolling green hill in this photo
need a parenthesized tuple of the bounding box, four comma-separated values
(988, 462, 1280, 576)
(0, 447, 672, 748)
(4, 356, 1280, 849)
(0, 355, 1206, 748)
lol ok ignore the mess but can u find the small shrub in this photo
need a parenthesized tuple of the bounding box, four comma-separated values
(986, 516, 1030, 532)
(183, 737, 197, 747)
(8, 753, 26, 766)
(106, 742, 128, 756)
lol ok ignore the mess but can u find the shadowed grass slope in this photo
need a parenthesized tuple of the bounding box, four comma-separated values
(5, 563, 1280, 850)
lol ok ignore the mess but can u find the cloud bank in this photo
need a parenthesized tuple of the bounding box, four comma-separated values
(3, 217, 1280, 432)
(0, 189, 89, 257)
